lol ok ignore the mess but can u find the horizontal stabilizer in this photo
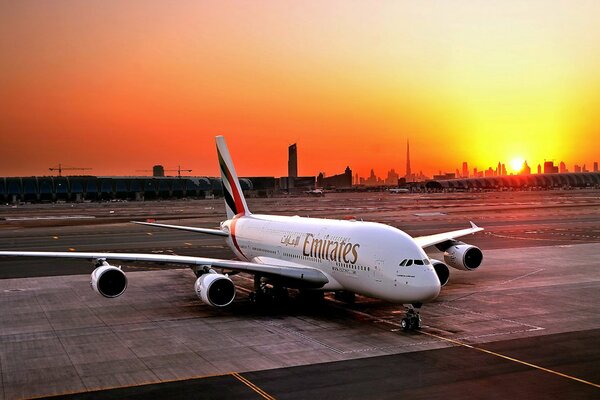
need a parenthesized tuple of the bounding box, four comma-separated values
(132, 221, 229, 237)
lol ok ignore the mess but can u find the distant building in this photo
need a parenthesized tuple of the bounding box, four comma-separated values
(385, 168, 400, 186)
(544, 161, 558, 174)
(405, 140, 412, 182)
(317, 166, 353, 189)
(594, 162, 599, 172)
(362, 169, 383, 186)
(433, 172, 456, 180)
(153, 165, 165, 177)
(288, 143, 298, 178)
(473, 167, 478, 178)
(574, 164, 582, 173)
(462, 162, 469, 178)
(521, 161, 531, 175)
(559, 161, 567, 173)
(537, 164, 542, 174)
(280, 176, 315, 192)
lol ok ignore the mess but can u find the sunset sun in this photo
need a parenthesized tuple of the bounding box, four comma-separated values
(510, 158, 525, 173)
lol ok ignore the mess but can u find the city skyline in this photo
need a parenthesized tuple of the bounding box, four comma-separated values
(1, 2, 600, 178)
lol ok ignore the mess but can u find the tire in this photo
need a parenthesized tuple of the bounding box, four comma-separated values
(401, 318, 410, 331)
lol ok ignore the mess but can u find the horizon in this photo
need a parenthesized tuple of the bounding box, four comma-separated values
(1, 1, 599, 178)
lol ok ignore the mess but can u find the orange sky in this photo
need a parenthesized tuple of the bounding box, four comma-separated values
(1, 1, 599, 178)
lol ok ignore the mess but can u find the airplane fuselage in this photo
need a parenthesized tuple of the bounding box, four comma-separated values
(222, 214, 441, 304)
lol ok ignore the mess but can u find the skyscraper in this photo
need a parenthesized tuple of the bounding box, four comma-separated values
(559, 161, 567, 173)
(405, 140, 411, 181)
(462, 162, 468, 178)
(288, 143, 298, 178)
(594, 162, 598, 172)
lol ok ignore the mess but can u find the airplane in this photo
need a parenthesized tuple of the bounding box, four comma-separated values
(388, 187, 409, 194)
(305, 188, 324, 196)
(0, 136, 484, 331)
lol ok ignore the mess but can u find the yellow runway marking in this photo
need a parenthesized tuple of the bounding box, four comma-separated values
(325, 302, 599, 389)
(419, 330, 600, 389)
(28, 372, 230, 400)
(232, 372, 276, 400)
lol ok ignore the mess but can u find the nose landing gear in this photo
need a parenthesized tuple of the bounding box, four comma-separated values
(400, 304, 422, 331)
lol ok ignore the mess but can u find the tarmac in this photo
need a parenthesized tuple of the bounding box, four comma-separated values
(1, 190, 599, 399)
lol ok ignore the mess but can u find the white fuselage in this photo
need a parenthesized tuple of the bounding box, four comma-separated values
(221, 214, 441, 304)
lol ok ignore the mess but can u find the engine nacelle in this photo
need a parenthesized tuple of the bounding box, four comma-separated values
(430, 259, 450, 286)
(90, 264, 127, 298)
(194, 273, 236, 307)
(444, 244, 483, 271)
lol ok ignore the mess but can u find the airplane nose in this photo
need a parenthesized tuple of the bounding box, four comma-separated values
(415, 271, 441, 302)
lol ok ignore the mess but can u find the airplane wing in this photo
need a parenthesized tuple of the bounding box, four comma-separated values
(412, 221, 484, 249)
(132, 221, 229, 237)
(0, 251, 328, 286)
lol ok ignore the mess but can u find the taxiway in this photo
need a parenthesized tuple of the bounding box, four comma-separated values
(1, 190, 599, 399)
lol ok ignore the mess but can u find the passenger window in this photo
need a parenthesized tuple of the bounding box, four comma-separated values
(406, 260, 413, 266)
(414, 260, 424, 265)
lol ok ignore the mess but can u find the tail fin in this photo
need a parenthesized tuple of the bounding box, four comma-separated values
(216, 136, 250, 219)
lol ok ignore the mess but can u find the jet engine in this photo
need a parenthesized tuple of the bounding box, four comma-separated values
(443, 243, 483, 271)
(90, 263, 128, 298)
(430, 260, 450, 286)
(194, 273, 236, 307)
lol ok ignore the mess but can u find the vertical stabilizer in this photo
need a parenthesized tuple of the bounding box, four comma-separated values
(216, 136, 250, 219)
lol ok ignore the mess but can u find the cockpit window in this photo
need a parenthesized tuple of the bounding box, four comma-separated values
(423, 259, 430, 265)
(406, 259, 413, 266)
(399, 259, 407, 266)
(414, 259, 424, 265)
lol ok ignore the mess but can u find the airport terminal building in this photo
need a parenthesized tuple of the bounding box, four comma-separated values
(0, 176, 264, 203)
(425, 172, 600, 191)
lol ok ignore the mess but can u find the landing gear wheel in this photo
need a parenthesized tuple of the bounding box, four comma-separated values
(401, 318, 410, 331)
(400, 304, 422, 331)
(409, 315, 421, 330)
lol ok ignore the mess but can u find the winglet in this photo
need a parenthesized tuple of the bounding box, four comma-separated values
(470, 221, 478, 229)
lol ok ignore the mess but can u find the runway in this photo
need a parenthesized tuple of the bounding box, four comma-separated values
(1, 191, 599, 399)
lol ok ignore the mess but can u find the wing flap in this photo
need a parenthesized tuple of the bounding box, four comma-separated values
(413, 221, 484, 249)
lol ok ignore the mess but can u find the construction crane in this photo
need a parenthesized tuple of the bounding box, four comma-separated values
(49, 163, 92, 177)
(136, 165, 192, 178)
(167, 165, 192, 178)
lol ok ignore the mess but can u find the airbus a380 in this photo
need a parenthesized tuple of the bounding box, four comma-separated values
(0, 136, 484, 330)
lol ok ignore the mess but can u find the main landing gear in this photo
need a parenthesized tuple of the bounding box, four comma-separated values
(249, 275, 289, 304)
(400, 304, 422, 331)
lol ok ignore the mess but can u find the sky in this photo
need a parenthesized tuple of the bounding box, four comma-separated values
(1, 0, 599, 178)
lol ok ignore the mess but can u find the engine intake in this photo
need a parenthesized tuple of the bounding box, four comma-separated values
(194, 273, 236, 307)
(91, 263, 127, 298)
(430, 260, 450, 286)
(444, 244, 483, 271)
